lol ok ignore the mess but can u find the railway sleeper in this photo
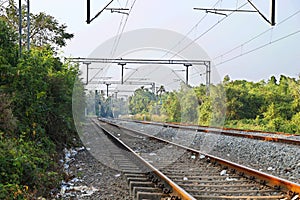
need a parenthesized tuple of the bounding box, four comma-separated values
(192, 195, 286, 199)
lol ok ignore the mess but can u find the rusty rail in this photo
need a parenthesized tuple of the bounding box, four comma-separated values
(126, 119, 300, 146)
(102, 118, 300, 196)
(94, 118, 196, 199)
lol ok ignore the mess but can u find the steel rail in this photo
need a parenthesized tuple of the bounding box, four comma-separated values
(128, 119, 300, 146)
(100, 118, 300, 196)
(93, 118, 196, 200)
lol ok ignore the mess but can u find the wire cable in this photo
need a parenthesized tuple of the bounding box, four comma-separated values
(169, 1, 249, 59)
(110, 0, 138, 58)
(214, 9, 300, 61)
(215, 29, 300, 66)
(89, 0, 138, 85)
(136, 0, 222, 84)
(214, 9, 300, 66)
(161, 0, 222, 59)
(110, 0, 130, 58)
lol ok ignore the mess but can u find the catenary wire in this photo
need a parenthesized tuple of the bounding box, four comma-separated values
(168, 1, 249, 59)
(215, 29, 300, 66)
(213, 9, 300, 62)
(89, 0, 138, 85)
(130, 0, 226, 83)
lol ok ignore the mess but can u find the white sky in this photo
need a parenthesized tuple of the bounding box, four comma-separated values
(30, 0, 300, 82)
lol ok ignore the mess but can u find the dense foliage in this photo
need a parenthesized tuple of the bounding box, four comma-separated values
(0, 0, 74, 49)
(126, 75, 300, 134)
(223, 75, 300, 133)
(0, 13, 80, 199)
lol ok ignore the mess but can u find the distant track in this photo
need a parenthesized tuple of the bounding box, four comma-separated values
(120, 119, 300, 146)
(95, 118, 300, 199)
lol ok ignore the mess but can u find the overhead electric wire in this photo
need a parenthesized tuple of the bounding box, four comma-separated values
(169, 1, 249, 59)
(110, 0, 130, 58)
(214, 9, 300, 61)
(89, 0, 114, 23)
(214, 9, 300, 66)
(139, 0, 222, 84)
(215, 29, 300, 66)
(161, 0, 222, 59)
(162, 1, 249, 87)
(110, 0, 138, 58)
(89, 0, 138, 85)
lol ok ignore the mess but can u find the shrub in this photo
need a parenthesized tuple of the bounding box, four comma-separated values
(0, 134, 61, 198)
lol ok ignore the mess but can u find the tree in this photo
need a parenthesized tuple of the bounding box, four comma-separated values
(0, 18, 79, 197)
(0, 0, 74, 49)
(198, 96, 212, 126)
(268, 75, 277, 85)
(0, 93, 17, 134)
(161, 92, 181, 122)
(129, 87, 156, 114)
(156, 85, 166, 104)
(181, 88, 198, 123)
(0, 17, 17, 66)
(223, 75, 230, 84)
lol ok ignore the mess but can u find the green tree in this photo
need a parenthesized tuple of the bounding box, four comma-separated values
(198, 96, 212, 126)
(0, 6, 81, 198)
(0, 93, 17, 134)
(181, 88, 198, 123)
(291, 112, 300, 133)
(0, 0, 74, 49)
(161, 92, 181, 122)
(129, 87, 155, 114)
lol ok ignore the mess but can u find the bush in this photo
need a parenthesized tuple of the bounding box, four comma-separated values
(0, 134, 61, 198)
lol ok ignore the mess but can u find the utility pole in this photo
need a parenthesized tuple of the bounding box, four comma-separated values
(271, 0, 276, 26)
(194, 0, 276, 26)
(105, 83, 111, 97)
(184, 64, 192, 85)
(27, 0, 30, 51)
(83, 62, 91, 85)
(205, 62, 211, 96)
(118, 63, 126, 84)
(18, 0, 22, 56)
(87, 0, 90, 24)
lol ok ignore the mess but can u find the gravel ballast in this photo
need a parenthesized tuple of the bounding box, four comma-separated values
(115, 120, 300, 184)
(56, 121, 131, 199)
(58, 149, 131, 199)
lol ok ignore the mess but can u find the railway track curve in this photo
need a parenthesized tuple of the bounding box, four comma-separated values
(88, 117, 300, 199)
(120, 119, 300, 146)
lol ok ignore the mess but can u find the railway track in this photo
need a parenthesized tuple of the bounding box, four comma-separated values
(92, 118, 300, 200)
(118, 119, 300, 146)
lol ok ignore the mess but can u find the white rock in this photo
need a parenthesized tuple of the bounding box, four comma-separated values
(115, 173, 121, 177)
(225, 177, 238, 181)
(199, 155, 205, 159)
(70, 178, 81, 183)
(76, 146, 85, 151)
(291, 195, 299, 200)
(267, 167, 274, 171)
(220, 170, 227, 176)
(64, 163, 69, 170)
(191, 155, 196, 159)
(149, 152, 157, 156)
(183, 177, 188, 181)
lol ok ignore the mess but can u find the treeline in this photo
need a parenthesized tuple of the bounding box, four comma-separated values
(0, 2, 83, 198)
(126, 75, 300, 134)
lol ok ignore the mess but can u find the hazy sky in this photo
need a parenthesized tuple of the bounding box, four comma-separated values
(30, 0, 300, 82)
